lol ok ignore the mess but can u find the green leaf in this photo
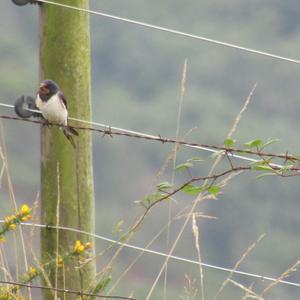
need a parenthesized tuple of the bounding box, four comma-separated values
(175, 162, 193, 172)
(140, 192, 168, 206)
(157, 181, 173, 190)
(249, 159, 271, 166)
(208, 185, 220, 198)
(243, 139, 262, 148)
(182, 184, 204, 196)
(187, 157, 204, 163)
(120, 231, 134, 242)
(256, 173, 277, 179)
(224, 138, 235, 148)
(90, 276, 112, 298)
(279, 164, 294, 173)
(261, 138, 280, 150)
(112, 220, 124, 234)
(251, 164, 274, 171)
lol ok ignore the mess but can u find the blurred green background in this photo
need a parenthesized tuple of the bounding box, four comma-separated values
(1, 0, 300, 299)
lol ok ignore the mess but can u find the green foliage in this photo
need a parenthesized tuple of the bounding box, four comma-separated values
(181, 184, 221, 198)
(243, 139, 262, 149)
(208, 185, 221, 198)
(187, 157, 204, 163)
(260, 138, 280, 150)
(174, 158, 204, 174)
(256, 172, 277, 179)
(175, 162, 193, 172)
(182, 184, 204, 196)
(279, 164, 294, 174)
(224, 138, 236, 148)
(138, 191, 169, 207)
(88, 275, 112, 299)
(157, 181, 173, 190)
(112, 219, 124, 235)
(244, 138, 280, 151)
(251, 164, 274, 171)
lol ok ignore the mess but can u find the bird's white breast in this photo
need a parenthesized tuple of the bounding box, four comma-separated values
(36, 94, 68, 125)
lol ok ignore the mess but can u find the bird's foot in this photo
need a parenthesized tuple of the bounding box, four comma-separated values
(43, 120, 52, 128)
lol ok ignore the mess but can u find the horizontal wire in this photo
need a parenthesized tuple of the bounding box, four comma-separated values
(0, 280, 135, 299)
(1, 221, 300, 288)
(0, 102, 288, 167)
(35, 0, 300, 65)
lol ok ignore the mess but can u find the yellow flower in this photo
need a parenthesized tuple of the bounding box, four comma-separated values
(84, 242, 92, 249)
(74, 240, 85, 254)
(57, 256, 64, 268)
(0, 236, 5, 243)
(9, 224, 17, 230)
(21, 215, 32, 222)
(4, 215, 14, 225)
(20, 204, 31, 215)
(28, 267, 37, 276)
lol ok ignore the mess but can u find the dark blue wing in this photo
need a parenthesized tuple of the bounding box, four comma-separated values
(58, 91, 68, 109)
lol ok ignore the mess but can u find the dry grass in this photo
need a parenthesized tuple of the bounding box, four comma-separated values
(260, 260, 300, 297)
(213, 234, 265, 299)
(192, 213, 204, 300)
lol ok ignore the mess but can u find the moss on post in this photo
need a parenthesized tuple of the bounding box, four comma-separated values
(39, 1, 95, 299)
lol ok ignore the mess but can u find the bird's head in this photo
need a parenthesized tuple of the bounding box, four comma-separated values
(39, 80, 59, 97)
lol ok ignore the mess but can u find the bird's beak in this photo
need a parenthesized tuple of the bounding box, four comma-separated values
(39, 83, 49, 95)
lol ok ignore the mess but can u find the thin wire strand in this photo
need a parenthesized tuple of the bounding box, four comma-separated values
(0, 102, 284, 166)
(35, 0, 300, 65)
(0, 280, 135, 300)
(2, 221, 299, 289)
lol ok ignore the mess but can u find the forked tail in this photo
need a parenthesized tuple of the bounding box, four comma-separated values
(63, 126, 79, 148)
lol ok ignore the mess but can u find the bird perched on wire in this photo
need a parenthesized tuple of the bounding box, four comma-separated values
(36, 79, 79, 148)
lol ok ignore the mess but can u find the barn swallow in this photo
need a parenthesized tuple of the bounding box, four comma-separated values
(35, 79, 78, 148)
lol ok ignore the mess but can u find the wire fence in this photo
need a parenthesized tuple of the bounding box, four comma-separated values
(0, 280, 135, 300)
(1, 220, 300, 289)
(1, 103, 299, 171)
